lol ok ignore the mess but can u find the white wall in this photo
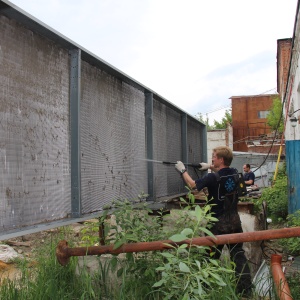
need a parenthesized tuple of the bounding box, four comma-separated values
(207, 129, 226, 161)
(284, 6, 300, 141)
(207, 124, 233, 160)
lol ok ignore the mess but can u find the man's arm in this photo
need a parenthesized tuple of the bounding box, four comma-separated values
(182, 171, 196, 189)
(175, 161, 196, 189)
(244, 179, 253, 185)
(244, 172, 255, 185)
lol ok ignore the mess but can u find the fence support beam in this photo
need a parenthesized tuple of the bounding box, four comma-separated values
(145, 92, 154, 200)
(181, 113, 188, 164)
(70, 49, 82, 218)
(201, 123, 207, 163)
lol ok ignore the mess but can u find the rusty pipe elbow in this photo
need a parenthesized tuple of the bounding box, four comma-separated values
(56, 240, 71, 266)
(271, 254, 293, 300)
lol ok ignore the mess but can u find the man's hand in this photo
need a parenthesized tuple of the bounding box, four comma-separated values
(175, 161, 186, 174)
(198, 162, 210, 171)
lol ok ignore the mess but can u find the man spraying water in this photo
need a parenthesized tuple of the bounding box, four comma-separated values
(175, 146, 252, 297)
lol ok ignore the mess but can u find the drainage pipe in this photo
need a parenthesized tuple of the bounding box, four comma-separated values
(56, 226, 300, 266)
(271, 254, 293, 300)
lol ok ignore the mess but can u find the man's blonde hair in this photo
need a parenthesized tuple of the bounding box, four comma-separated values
(213, 146, 233, 166)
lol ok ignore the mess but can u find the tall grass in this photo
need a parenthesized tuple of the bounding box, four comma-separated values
(0, 230, 101, 299)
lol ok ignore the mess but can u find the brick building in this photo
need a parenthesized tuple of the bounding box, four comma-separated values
(230, 39, 292, 154)
(277, 38, 292, 96)
(231, 94, 278, 153)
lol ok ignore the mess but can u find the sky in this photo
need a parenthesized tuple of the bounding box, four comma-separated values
(8, 0, 298, 124)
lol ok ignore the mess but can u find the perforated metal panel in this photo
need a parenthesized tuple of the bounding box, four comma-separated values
(152, 99, 184, 198)
(80, 63, 147, 213)
(0, 15, 71, 232)
(187, 117, 204, 175)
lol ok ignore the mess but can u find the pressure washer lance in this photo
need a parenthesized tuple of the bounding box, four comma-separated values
(146, 160, 206, 178)
(161, 161, 203, 169)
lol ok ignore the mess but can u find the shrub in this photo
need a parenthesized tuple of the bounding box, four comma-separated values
(152, 192, 239, 299)
(255, 164, 288, 222)
(279, 210, 300, 256)
(81, 191, 241, 299)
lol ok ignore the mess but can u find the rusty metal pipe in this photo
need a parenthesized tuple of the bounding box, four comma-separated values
(271, 254, 293, 300)
(56, 227, 300, 266)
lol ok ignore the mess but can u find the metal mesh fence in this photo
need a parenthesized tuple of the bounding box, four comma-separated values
(81, 63, 147, 213)
(0, 15, 71, 232)
(0, 5, 206, 235)
(186, 118, 204, 176)
(152, 98, 184, 198)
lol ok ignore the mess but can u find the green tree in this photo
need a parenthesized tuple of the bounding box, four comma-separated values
(196, 110, 232, 130)
(266, 96, 284, 133)
(212, 109, 232, 129)
(195, 112, 213, 130)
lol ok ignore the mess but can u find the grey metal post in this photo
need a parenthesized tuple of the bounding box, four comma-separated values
(181, 113, 188, 164)
(145, 92, 154, 201)
(201, 124, 208, 162)
(70, 49, 81, 217)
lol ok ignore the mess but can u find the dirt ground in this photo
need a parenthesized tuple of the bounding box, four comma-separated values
(0, 221, 90, 281)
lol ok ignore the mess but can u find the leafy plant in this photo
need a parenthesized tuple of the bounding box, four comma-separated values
(255, 164, 288, 222)
(152, 192, 237, 299)
(285, 272, 300, 299)
(278, 210, 300, 255)
(81, 197, 169, 298)
(81, 197, 164, 247)
(80, 191, 243, 299)
(266, 96, 284, 133)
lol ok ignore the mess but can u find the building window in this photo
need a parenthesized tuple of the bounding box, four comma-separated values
(257, 111, 270, 118)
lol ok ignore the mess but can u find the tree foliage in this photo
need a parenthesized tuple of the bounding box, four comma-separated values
(196, 113, 213, 130)
(196, 110, 232, 130)
(266, 96, 284, 133)
(213, 110, 232, 129)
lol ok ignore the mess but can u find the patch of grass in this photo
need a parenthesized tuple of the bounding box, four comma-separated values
(0, 229, 102, 300)
(286, 272, 300, 299)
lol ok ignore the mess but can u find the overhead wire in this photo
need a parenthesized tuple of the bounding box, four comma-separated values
(257, 87, 277, 95)
(203, 105, 231, 115)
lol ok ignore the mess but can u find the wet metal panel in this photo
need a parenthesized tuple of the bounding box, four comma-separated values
(152, 98, 184, 198)
(187, 117, 203, 169)
(0, 16, 71, 232)
(80, 62, 147, 213)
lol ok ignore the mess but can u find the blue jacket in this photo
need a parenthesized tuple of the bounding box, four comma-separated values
(195, 167, 239, 217)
